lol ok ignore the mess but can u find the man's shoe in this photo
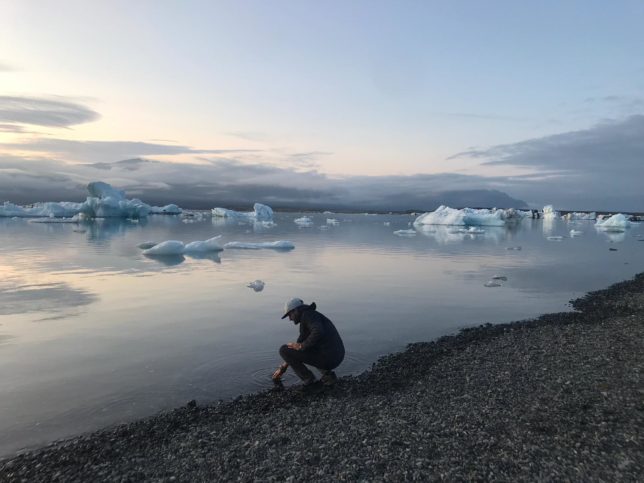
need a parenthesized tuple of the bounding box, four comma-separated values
(320, 371, 338, 386)
(299, 380, 323, 394)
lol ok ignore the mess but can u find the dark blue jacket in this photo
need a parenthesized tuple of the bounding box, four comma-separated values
(296, 303, 345, 365)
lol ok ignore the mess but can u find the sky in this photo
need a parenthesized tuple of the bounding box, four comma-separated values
(1, 0, 643, 211)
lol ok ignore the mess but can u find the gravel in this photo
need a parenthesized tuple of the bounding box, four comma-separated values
(1, 274, 643, 482)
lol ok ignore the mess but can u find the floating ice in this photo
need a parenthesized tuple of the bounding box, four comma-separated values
(326, 218, 340, 225)
(211, 203, 274, 222)
(247, 280, 265, 292)
(142, 236, 223, 256)
(413, 205, 524, 227)
(564, 212, 596, 221)
(0, 201, 82, 218)
(595, 214, 631, 232)
(542, 205, 559, 220)
(150, 204, 182, 215)
(143, 240, 185, 256)
(138, 241, 158, 249)
(224, 241, 295, 250)
(547, 236, 564, 241)
(393, 229, 417, 236)
(484, 280, 502, 287)
(383, 222, 391, 226)
(294, 217, 314, 227)
(453, 227, 486, 234)
(506, 246, 522, 251)
(491, 275, 508, 281)
(569, 229, 583, 237)
(184, 236, 224, 252)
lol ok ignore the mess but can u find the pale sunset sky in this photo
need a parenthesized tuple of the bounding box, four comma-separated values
(1, 1, 643, 210)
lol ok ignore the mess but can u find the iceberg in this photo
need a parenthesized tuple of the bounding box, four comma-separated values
(294, 216, 314, 227)
(393, 229, 417, 236)
(326, 218, 340, 225)
(413, 205, 517, 227)
(211, 203, 274, 222)
(223, 241, 295, 250)
(142, 236, 224, 256)
(595, 214, 631, 232)
(563, 212, 596, 221)
(569, 229, 583, 237)
(150, 204, 182, 215)
(0, 181, 173, 219)
(542, 205, 559, 220)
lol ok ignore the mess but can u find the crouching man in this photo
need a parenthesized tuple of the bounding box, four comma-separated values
(272, 298, 345, 389)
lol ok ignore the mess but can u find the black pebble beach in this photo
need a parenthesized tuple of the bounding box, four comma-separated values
(1, 274, 643, 482)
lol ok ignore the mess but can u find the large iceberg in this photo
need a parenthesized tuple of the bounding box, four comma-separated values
(595, 214, 631, 232)
(413, 205, 526, 227)
(0, 181, 177, 219)
(211, 203, 274, 222)
(563, 211, 596, 221)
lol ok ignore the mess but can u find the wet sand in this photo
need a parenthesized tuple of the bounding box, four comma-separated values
(1, 274, 643, 481)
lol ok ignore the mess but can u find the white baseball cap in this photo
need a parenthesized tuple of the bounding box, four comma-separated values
(281, 297, 304, 319)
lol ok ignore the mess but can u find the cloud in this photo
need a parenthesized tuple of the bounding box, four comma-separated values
(0, 62, 15, 72)
(450, 115, 644, 211)
(0, 95, 100, 128)
(0, 123, 27, 133)
(2, 138, 261, 163)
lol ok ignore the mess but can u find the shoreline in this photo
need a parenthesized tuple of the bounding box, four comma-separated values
(1, 274, 643, 481)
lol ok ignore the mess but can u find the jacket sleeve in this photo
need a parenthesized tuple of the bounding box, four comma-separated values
(300, 317, 325, 351)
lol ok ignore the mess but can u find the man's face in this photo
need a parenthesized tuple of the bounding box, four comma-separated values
(288, 309, 298, 323)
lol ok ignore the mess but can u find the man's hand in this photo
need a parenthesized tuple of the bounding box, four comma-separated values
(287, 342, 302, 350)
(272, 363, 288, 381)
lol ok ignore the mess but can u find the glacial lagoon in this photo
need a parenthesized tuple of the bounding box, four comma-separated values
(0, 211, 642, 457)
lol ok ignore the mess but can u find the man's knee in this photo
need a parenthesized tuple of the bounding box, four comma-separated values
(279, 344, 290, 359)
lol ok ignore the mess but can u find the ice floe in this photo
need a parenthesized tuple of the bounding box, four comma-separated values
(564, 212, 596, 221)
(247, 280, 265, 292)
(0, 181, 171, 219)
(138, 241, 158, 249)
(142, 236, 224, 256)
(393, 229, 417, 236)
(570, 229, 583, 237)
(595, 214, 631, 232)
(484, 280, 502, 287)
(211, 203, 274, 222)
(542, 205, 559, 219)
(413, 205, 527, 227)
(326, 218, 340, 225)
(294, 216, 314, 227)
(150, 204, 182, 215)
(223, 241, 295, 250)
(547, 236, 564, 241)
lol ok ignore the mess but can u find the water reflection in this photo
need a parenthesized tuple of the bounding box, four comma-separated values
(143, 254, 186, 266)
(0, 281, 98, 317)
(415, 225, 508, 244)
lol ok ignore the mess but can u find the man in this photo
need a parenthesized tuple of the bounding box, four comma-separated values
(272, 298, 345, 389)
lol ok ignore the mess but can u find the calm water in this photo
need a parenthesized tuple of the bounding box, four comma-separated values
(0, 212, 642, 456)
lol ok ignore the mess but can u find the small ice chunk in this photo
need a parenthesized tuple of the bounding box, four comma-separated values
(224, 240, 295, 250)
(383, 222, 390, 226)
(393, 229, 417, 236)
(506, 246, 522, 250)
(484, 280, 502, 287)
(184, 236, 223, 252)
(547, 236, 564, 241)
(569, 229, 583, 237)
(491, 275, 508, 281)
(138, 241, 158, 249)
(247, 280, 265, 292)
(326, 218, 340, 225)
(294, 216, 313, 227)
(143, 240, 185, 255)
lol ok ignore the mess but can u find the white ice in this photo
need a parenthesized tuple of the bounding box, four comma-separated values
(0, 181, 170, 219)
(413, 205, 524, 227)
(484, 280, 502, 287)
(138, 241, 158, 249)
(547, 236, 564, 241)
(142, 236, 223, 255)
(542, 205, 559, 220)
(393, 229, 417, 236)
(564, 212, 596, 221)
(595, 213, 631, 232)
(294, 216, 314, 227)
(211, 203, 274, 222)
(150, 204, 182, 215)
(247, 280, 265, 292)
(326, 218, 340, 225)
(223, 240, 295, 250)
(570, 229, 583, 237)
